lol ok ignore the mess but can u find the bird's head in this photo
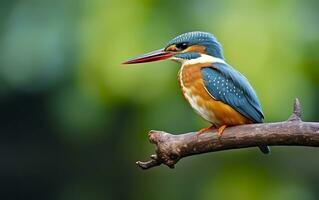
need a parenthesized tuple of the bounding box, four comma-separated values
(123, 31, 224, 65)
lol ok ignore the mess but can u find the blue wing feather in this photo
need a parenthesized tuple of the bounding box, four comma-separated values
(201, 63, 264, 123)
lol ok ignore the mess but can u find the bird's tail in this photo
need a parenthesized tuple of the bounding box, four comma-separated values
(258, 145, 271, 154)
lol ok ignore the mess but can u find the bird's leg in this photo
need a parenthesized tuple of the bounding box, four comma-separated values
(217, 125, 227, 139)
(197, 124, 216, 135)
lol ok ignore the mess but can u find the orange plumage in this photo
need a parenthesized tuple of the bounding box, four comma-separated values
(179, 62, 252, 128)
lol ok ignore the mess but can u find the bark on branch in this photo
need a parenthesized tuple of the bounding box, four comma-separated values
(136, 98, 319, 170)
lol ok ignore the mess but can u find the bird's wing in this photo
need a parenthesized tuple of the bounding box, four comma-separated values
(201, 62, 264, 123)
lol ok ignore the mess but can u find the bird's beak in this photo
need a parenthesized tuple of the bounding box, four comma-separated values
(122, 48, 175, 64)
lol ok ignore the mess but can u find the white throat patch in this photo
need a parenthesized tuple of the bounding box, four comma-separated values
(170, 54, 226, 65)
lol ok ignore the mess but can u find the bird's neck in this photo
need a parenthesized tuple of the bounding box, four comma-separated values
(174, 54, 226, 66)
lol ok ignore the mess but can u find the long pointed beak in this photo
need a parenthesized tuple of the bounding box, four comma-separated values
(122, 48, 175, 64)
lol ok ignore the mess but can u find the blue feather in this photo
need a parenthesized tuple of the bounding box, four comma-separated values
(201, 63, 264, 123)
(174, 52, 201, 60)
(166, 31, 224, 59)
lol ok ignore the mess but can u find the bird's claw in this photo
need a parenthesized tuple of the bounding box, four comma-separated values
(217, 125, 227, 140)
(197, 125, 216, 135)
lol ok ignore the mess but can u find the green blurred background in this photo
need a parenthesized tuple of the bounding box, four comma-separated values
(1, 0, 319, 199)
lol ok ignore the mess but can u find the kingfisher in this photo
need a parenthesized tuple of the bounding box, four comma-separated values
(123, 31, 270, 154)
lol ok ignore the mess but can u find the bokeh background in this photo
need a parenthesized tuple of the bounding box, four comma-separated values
(1, 0, 319, 199)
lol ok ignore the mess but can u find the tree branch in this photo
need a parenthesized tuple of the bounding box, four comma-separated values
(136, 98, 319, 170)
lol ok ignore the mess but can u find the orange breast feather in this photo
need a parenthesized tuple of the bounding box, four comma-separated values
(179, 63, 251, 127)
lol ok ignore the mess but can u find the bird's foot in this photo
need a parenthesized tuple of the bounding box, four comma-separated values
(217, 125, 227, 139)
(197, 125, 216, 136)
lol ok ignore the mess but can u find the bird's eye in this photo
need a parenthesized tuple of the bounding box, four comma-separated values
(175, 42, 188, 51)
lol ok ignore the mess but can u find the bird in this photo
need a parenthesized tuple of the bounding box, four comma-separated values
(123, 31, 270, 154)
